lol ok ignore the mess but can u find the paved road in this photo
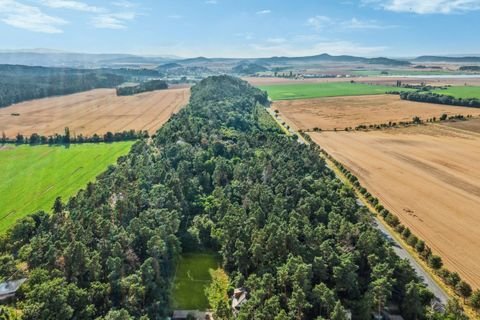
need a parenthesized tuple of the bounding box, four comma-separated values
(267, 107, 449, 306)
(372, 217, 448, 305)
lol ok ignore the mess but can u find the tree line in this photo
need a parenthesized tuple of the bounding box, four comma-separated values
(1, 128, 148, 145)
(116, 80, 168, 96)
(0, 76, 457, 319)
(400, 91, 480, 108)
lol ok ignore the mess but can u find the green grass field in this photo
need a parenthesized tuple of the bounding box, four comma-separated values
(172, 253, 221, 310)
(0, 142, 134, 233)
(350, 70, 458, 77)
(259, 82, 413, 100)
(432, 86, 480, 99)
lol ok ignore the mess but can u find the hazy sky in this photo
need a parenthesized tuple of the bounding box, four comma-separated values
(0, 0, 479, 57)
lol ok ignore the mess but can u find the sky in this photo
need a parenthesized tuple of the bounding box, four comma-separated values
(0, 0, 479, 58)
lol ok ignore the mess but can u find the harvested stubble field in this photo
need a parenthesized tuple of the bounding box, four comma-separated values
(443, 117, 480, 133)
(0, 87, 190, 138)
(310, 125, 480, 288)
(273, 94, 480, 131)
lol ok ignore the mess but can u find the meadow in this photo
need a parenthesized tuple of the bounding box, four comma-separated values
(350, 70, 457, 77)
(172, 253, 221, 310)
(259, 82, 413, 100)
(0, 142, 133, 233)
(433, 86, 480, 99)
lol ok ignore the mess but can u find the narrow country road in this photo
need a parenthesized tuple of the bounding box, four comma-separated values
(372, 218, 448, 305)
(266, 107, 449, 306)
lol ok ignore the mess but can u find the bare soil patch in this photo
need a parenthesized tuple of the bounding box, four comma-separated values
(273, 94, 480, 131)
(0, 88, 190, 138)
(310, 127, 480, 288)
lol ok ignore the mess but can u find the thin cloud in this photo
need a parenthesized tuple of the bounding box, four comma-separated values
(235, 32, 254, 40)
(167, 14, 183, 19)
(0, 0, 67, 33)
(267, 37, 287, 44)
(112, 0, 136, 8)
(363, 0, 480, 14)
(205, 0, 217, 4)
(307, 15, 332, 31)
(40, 0, 103, 13)
(256, 9, 271, 15)
(308, 15, 394, 31)
(91, 12, 135, 29)
(342, 17, 394, 29)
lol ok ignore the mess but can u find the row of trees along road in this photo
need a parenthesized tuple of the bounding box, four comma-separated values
(0, 76, 459, 320)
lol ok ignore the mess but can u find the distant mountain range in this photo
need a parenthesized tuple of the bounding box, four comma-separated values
(0, 51, 175, 68)
(1, 49, 479, 69)
(252, 53, 412, 66)
(413, 56, 480, 63)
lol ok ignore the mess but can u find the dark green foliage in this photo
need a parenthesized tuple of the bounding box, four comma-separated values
(459, 66, 480, 71)
(470, 290, 480, 310)
(232, 63, 269, 75)
(116, 80, 168, 96)
(456, 281, 472, 302)
(1, 129, 148, 145)
(428, 255, 443, 270)
(1, 76, 435, 319)
(400, 91, 480, 108)
(0, 65, 124, 108)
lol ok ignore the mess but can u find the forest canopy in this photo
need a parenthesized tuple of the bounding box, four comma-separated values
(0, 76, 439, 319)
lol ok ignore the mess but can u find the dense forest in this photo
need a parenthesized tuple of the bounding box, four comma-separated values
(0, 76, 456, 319)
(400, 91, 480, 108)
(116, 80, 168, 96)
(0, 65, 126, 108)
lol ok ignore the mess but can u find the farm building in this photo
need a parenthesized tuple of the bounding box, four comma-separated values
(0, 279, 27, 302)
(231, 288, 248, 316)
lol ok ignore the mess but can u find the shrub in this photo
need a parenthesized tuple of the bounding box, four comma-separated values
(415, 240, 425, 253)
(428, 255, 443, 270)
(385, 213, 400, 227)
(396, 224, 405, 234)
(402, 228, 411, 239)
(446, 272, 461, 287)
(407, 234, 418, 247)
(456, 281, 472, 301)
